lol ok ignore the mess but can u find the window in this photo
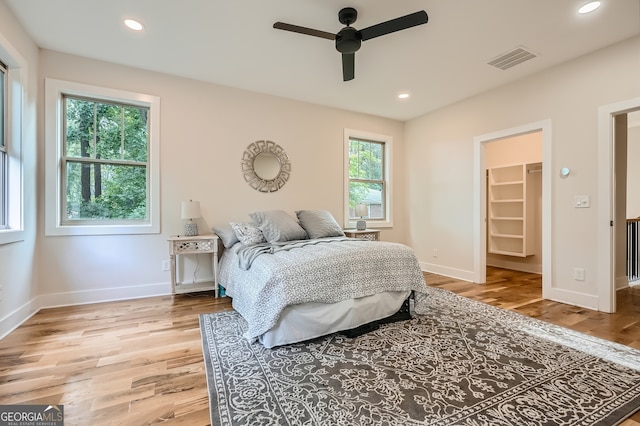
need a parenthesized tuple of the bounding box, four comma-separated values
(45, 79, 160, 236)
(0, 61, 6, 229)
(343, 129, 393, 228)
(0, 36, 26, 245)
(63, 95, 149, 223)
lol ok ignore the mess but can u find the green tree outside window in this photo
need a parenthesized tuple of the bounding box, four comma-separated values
(64, 96, 149, 221)
(349, 138, 385, 220)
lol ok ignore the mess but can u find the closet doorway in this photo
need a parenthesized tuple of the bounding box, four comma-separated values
(485, 133, 542, 272)
(473, 120, 551, 297)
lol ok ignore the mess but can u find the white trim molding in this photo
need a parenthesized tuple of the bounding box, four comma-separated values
(44, 78, 161, 236)
(0, 30, 26, 245)
(473, 119, 552, 293)
(343, 128, 393, 229)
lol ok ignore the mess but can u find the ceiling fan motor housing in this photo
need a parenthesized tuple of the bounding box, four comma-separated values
(336, 27, 361, 53)
(338, 7, 358, 25)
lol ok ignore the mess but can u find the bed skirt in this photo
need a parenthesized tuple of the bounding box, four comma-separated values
(258, 291, 411, 348)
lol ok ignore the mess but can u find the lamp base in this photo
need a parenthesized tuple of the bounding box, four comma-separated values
(184, 222, 199, 236)
(356, 219, 367, 231)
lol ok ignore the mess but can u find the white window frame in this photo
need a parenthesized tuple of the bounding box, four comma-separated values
(0, 61, 7, 230)
(0, 32, 26, 245)
(45, 78, 160, 236)
(343, 128, 393, 228)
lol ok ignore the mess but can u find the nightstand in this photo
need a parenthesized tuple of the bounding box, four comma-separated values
(168, 234, 219, 296)
(343, 229, 380, 241)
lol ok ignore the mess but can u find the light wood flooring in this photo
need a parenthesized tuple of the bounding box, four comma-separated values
(1, 267, 639, 425)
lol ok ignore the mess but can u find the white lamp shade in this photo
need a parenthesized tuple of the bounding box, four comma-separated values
(355, 203, 368, 218)
(181, 200, 201, 219)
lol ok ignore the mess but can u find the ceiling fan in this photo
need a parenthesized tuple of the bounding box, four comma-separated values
(273, 7, 429, 81)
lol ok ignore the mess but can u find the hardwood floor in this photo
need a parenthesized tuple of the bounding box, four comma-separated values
(0, 293, 232, 425)
(1, 267, 639, 425)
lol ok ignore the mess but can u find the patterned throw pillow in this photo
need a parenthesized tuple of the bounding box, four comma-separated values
(230, 222, 266, 246)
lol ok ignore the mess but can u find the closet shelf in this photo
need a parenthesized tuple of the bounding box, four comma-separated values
(490, 233, 524, 239)
(491, 180, 524, 186)
(490, 199, 524, 203)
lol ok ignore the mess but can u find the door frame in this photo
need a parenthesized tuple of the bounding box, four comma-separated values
(597, 97, 640, 313)
(473, 120, 551, 294)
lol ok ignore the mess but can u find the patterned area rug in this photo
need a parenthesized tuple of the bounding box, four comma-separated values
(199, 287, 640, 425)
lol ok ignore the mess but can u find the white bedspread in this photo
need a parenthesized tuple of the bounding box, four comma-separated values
(218, 238, 428, 341)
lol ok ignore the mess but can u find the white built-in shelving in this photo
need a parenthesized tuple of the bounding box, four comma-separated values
(487, 163, 540, 257)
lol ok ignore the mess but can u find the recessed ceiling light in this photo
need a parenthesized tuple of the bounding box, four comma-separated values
(124, 19, 144, 31)
(578, 1, 601, 14)
(398, 92, 410, 100)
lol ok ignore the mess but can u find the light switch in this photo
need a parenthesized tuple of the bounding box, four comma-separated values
(574, 195, 590, 208)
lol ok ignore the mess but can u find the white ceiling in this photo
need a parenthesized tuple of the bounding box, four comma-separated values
(5, 0, 640, 121)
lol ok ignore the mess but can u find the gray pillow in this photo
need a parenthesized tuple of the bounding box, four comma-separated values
(296, 210, 345, 239)
(230, 222, 266, 246)
(249, 210, 308, 243)
(212, 223, 240, 248)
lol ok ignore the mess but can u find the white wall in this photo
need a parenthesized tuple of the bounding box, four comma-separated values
(0, 1, 39, 337)
(406, 35, 640, 308)
(485, 133, 542, 169)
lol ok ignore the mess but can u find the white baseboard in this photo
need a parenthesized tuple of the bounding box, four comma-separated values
(40, 282, 171, 308)
(0, 298, 41, 342)
(543, 287, 599, 310)
(0, 282, 171, 340)
(420, 262, 475, 283)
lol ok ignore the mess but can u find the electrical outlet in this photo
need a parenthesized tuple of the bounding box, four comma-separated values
(573, 268, 585, 281)
(433, 249, 438, 258)
(162, 260, 170, 271)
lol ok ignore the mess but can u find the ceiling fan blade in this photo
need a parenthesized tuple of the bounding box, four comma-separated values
(273, 22, 336, 40)
(358, 10, 428, 41)
(342, 53, 355, 81)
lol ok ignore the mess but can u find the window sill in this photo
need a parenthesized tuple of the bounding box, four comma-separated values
(0, 228, 25, 245)
(345, 220, 393, 229)
(45, 223, 159, 237)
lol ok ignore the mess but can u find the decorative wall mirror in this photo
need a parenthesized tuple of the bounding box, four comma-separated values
(241, 140, 291, 193)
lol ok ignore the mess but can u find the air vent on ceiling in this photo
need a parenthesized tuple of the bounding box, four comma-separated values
(488, 46, 537, 70)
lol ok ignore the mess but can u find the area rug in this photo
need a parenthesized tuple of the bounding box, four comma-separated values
(199, 287, 640, 425)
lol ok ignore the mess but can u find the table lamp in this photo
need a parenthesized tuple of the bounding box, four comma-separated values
(355, 203, 368, 231)
(181, 200, 201, 236)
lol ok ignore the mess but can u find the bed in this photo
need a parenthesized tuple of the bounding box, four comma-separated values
(214, 209, 428, 348)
